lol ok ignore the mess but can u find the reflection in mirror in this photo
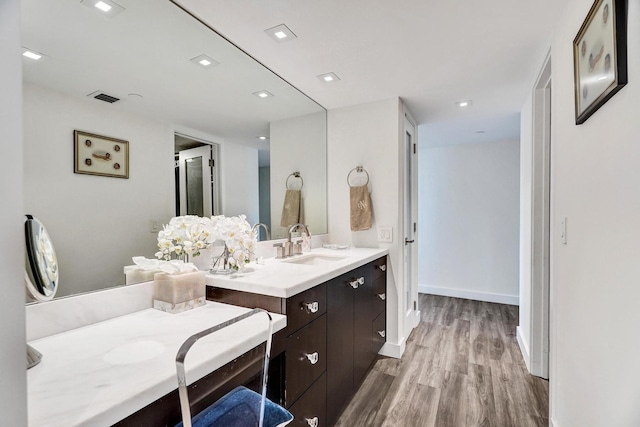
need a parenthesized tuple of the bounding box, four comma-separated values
(22, 0, 327, 298)
(24, 215, 58, 302)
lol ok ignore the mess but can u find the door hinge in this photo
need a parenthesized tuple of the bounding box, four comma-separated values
(209, 159, 214, 167)
(413, 222, 417, 233)
(413, 143, 416, 154)
(413, 301, 417, 311)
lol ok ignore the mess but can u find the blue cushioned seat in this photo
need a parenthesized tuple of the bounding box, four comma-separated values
(176, 386, 293, 427)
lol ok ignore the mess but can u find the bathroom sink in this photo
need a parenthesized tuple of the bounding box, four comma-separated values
(282, 254, 348, 266)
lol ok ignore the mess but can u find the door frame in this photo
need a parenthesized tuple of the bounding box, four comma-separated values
(403, 112, 420, 336)
(174, 132, 221, 217)
(530, 52, 552, 379)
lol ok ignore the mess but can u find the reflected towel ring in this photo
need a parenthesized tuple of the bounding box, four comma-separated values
(347, 166, 369, 187)
(286, 172, 304, 190)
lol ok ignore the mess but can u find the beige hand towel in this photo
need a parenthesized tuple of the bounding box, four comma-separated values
(350, 185, 372, 231)
(280, 189, 304, 227)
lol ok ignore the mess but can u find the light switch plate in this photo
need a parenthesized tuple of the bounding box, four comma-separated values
(150, 219, 160, 233)
(560, 217, 567, 244)
(377, 226, 393, 243)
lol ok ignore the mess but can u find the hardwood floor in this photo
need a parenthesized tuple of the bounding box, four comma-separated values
(335, 295, 549, 427)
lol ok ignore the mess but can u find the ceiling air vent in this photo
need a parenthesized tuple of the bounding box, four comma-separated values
(87, 90, 121, 104)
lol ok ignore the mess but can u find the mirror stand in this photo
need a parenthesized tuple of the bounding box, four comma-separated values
(27, 344, 43, 369)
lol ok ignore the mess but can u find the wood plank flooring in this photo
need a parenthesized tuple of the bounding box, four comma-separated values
(335, 295, 549, 427)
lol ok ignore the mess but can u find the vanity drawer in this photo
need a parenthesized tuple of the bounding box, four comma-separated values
(286, 283, 326, 334)
(288, 373, 326, 427)
(372, 311, 386, 355)
(373, 276, 386, 317)
(372, 256, 388, 280)
(286, 314, 327, 405)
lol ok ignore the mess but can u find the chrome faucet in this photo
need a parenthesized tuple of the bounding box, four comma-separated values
(287, 223, 311, 255)
(252, 223, 271, 241)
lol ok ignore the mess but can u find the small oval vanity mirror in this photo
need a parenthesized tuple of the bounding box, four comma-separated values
(25, 215, 58, 302)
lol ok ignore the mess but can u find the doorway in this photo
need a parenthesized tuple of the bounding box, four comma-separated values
(530, 54, 552, 379)
(174, 133, 220, 217)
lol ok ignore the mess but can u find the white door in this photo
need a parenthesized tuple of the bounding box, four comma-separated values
(178, 145, 214, 217)
(404, 115, 420, 335)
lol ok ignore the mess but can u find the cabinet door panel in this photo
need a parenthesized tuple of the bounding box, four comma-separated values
(326, 272, 354, 426)
(372, 310, 386, 356)
(288, 373, 326, 427)
(286, 314, 327, 406)
(353, 265, 374, 387)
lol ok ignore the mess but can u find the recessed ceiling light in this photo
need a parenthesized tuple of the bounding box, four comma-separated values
(95, 1, 111, 12)
(474, 130, 486, 134)
(21, 47, 49, 62)
(80, 0, 124, 17)
(264, 24, 297, 43)
(456, 100, 473, 108)
(317, 72, 340, 83)
(257, 136, 269, 140)
(253, 90, 274, 99)
(190, 54, 220, 69)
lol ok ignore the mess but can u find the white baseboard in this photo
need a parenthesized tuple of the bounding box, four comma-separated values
(517, 326, 531, 372)
(378, 337, 406, 359)
(418, 284, 519, 306)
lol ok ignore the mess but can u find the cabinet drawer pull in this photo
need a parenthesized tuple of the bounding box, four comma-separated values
(305, 352, 319, 365)
(349, 276, 365, 288)
(377, 264, 387, 272)
(377, 330, 386, 338)
(377, 293, 386, 301)
(305, 417, 319, 427)
(304, 301, 319, 313)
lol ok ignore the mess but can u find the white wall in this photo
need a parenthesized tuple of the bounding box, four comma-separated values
(220, 141, 259, 225)
(418, 140, 520, 305)
(327, 98, 407, 355)
(531, 1, 640, 425)
(23, 84, 174, 297)
(0, 0, 27, 423)
(270, 111, 327, 238)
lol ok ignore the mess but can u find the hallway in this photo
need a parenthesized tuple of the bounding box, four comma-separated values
(336, 294, 549, 426)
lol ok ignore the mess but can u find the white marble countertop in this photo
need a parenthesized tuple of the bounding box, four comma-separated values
(27, 302, 286, 427)
(206, 247, 389, 298)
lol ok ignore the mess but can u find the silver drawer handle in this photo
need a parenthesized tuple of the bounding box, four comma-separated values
(305, 352, 319, 365)
(350, 276, 365, 288)
(377, 293, 386, 301)
(377, 330, 386, 338)
(377, 264, 387, 272)
(306, 417, 319, 427)
(305, 301, 319, 313)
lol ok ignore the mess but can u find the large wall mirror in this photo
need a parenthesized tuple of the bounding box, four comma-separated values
(21, 0, 327, 298)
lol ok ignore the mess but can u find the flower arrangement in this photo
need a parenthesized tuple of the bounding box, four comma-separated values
(211, 214, 257, 270)
(155, 215, 213, 261)
(155, 214, 256, 271)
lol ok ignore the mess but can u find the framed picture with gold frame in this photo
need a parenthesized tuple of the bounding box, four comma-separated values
(573, 0, 627, 125)
(74, 130, 129, 179)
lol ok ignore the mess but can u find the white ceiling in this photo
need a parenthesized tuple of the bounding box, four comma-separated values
(177, 0, 561, 145)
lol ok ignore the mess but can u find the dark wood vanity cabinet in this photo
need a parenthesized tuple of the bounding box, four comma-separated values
(326, 257, 387, 426)
(206, 255, 387, 427)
